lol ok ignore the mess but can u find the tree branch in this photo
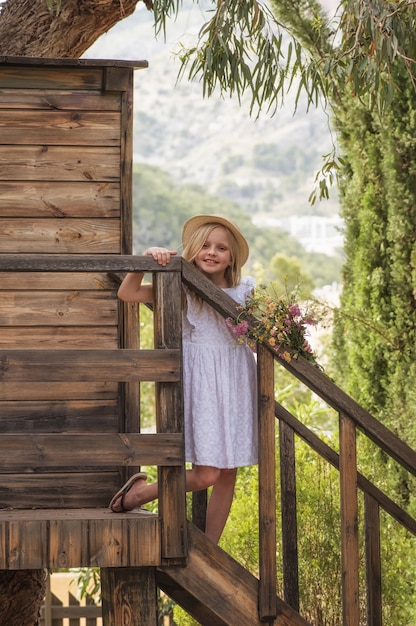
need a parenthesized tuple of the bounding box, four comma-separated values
(0, 0, 144, 57)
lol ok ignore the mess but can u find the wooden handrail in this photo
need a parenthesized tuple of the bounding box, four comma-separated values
(275, 400, 416, 536)
(0, 253, 182, 273)
(279, 355, 416, 476)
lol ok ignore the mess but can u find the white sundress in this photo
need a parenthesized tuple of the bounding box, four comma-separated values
(182, 276, 258, 469)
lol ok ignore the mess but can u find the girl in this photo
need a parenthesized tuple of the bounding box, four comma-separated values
(110, 214, 258, 544)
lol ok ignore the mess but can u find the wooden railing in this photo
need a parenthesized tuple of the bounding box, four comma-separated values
(181, 260, 416, 626)
(270, 353, 416, 626)
(1, 254, 416, 625)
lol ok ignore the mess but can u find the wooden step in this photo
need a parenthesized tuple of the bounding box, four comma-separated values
(157, 522, 311, 626)
(0, 507, 160, 569)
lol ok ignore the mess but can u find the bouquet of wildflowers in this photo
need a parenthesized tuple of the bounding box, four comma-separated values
(226, 283, 320, 367)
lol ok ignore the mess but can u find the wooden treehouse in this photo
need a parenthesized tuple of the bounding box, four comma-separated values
(0, 56, 416, 626)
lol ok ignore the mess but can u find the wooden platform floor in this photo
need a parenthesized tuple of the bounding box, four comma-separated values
(0, 507, 160, 569)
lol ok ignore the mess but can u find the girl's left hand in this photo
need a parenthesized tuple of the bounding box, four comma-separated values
(144, 247, 177, 267)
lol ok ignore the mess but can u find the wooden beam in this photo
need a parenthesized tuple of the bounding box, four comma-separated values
(0, 349, 180, 382)
(0, 57, 148, 69)
(0, 253, 182, 273)
(157, 522, 310, 626)
(271, 351, 416, 479)
(0, 433, 183, 468)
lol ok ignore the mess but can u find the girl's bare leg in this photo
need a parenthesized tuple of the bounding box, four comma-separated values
(111, 465, 220, 512)
(205, 468, 238, 544)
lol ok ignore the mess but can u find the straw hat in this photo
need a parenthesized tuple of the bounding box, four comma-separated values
(182, 214, 249, 266)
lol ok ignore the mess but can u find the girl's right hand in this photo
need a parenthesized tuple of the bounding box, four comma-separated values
(144, 247, 177, 267)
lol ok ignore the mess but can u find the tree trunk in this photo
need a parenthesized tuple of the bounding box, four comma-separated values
(0, 0, 145, 57)
(0, 570, 48, 626)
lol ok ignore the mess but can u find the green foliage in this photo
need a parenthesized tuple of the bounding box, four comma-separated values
(173, 605, 200, 625)
(139, 303, 156, 430)
(295, 446, 345, 625)
(332, 68, 416, 442)
(266, 254, 314, 297)
(338, 0, 416, 108)
(309, 153, 346, 206)
(176, 0, 314, 116)
(219, 464, 259, 573)
(71, 567, 100, 603)
(173, 0, 416, 117)
(379, 513, 416, 624)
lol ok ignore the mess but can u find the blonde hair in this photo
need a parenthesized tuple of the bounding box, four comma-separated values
(182, 222, 243, 287)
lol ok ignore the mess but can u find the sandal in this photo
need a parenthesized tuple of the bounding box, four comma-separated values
(109, 472, 147, 512)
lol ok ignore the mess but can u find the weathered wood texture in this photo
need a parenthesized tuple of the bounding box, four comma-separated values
(0, 60, 142, 511)
(101, 567, 158, 626)
(257, 345, 277, 620)
(0, 349, 180, 382)
(364, 493, 382, 626)
(279, 420, 299, 612)
(153, 273, 187, 564)
(0, 253, 182, 273)
(0, 433, 183, 469)
(0, 508, 160, 569)
(157, 522, 310, 626)
(339, 413, 360, 626)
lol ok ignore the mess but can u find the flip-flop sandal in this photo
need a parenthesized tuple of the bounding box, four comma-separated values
(109, 472, 147, 513)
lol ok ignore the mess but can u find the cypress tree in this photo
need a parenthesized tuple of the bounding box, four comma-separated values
(333, 71, 416, 454)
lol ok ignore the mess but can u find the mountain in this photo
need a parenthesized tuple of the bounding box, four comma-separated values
(85, 2, 339, 222)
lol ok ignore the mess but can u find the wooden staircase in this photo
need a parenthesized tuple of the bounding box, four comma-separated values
(157, 522, 309, 626)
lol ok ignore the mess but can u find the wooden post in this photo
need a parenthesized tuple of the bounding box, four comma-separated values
(279, 419, 299, 611)
(191, 488, 207, 533)
(339, 412, 360, 626)
(257, 344, 277, 620)
(153, 271, 187, 563)
(365, 492, 382, 626)
(101, 567, 158, 626)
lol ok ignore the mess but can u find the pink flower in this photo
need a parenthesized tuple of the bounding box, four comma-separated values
(233, 320, 249, 336)
(226, 318, 249, 337)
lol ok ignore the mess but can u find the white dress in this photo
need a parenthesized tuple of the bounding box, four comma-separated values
(182, 276, 258, 469)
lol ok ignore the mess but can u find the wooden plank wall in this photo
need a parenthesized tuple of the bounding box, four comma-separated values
(0, 60, 144, 510)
